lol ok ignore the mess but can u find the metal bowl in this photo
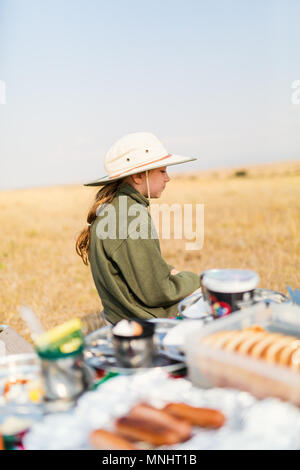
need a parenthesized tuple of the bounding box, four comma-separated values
(178, 288, 291, 320)
(253, 288, 291, 304)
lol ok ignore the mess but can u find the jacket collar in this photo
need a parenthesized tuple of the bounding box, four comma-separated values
(118, 183, 150, 208)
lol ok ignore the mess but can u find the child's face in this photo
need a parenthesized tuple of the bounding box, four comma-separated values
(147, 166, 170, 198)
(128, 166, 171, 198)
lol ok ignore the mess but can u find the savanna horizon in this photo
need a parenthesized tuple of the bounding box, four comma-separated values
(1, 159, 300, 344)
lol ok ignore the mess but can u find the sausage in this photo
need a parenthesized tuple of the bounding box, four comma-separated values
(128, 403, 191, 441)
(115, 415, 183, 446)
(163, 403, 226, 429)
(89, 428, 138, 450)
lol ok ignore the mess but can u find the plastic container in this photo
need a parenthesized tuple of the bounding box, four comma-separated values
(0, 353, 45, 449)
(200, 269, 260, 318)
(0, 353, 44, 406)
(185, 302, 300, 406)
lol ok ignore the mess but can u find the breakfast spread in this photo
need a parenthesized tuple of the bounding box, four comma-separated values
(23, 365, 300, 450)
(3, 301, 300, 450)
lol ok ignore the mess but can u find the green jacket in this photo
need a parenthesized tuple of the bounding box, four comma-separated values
(88, 183, 200, 324)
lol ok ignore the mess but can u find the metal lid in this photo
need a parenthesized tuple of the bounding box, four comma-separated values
(201, 269, 259, 293)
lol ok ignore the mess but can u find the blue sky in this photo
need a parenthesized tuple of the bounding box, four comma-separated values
(0, 0, 299, 189)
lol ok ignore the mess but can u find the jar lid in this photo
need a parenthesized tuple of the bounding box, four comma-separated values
(201, 269, 259, 293)
(36, 343, 83, 361)
(34, 318, 84, 360)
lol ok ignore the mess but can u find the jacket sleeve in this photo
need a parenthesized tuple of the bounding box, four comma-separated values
(110, 235, 200, 308)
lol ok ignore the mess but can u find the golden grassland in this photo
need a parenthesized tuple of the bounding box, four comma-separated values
(0, 160, 300, 343)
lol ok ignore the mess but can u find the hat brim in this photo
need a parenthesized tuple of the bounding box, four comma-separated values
(84, 154, 197, 186)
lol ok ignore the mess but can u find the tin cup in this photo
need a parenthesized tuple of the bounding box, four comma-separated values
(36, 346, 94, 411)
(39, 352, 87, 402)
(112, 321, 155, 368)
(200, 269, 260, 319)
(34, 319, 95, 411)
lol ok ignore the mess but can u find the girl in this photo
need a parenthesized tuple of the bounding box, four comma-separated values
(76, 132, 200, 324)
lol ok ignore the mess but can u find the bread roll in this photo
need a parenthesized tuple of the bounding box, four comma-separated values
(203, 331, 240, 349)
(203, 327, 300, 372)
(278, 340, 300, 366)
(265, 336, 298, 364)
(250, 333, 284, 360)
(236, 332, 267, 355)
(223, 331, 258, 352)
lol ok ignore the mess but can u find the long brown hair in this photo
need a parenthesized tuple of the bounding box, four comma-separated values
(76, 180, 124, 265)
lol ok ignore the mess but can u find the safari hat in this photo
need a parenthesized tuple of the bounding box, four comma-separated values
(84, 132, 196, 186)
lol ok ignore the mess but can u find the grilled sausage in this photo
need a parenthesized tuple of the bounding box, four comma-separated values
(128, 403, 191, 441)
(89, 428, 138, 450)
(115, 415, 183, 446)
(163, 402, 226, 429)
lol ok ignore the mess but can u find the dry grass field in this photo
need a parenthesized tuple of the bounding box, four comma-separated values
(1, 160, 300, 344)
